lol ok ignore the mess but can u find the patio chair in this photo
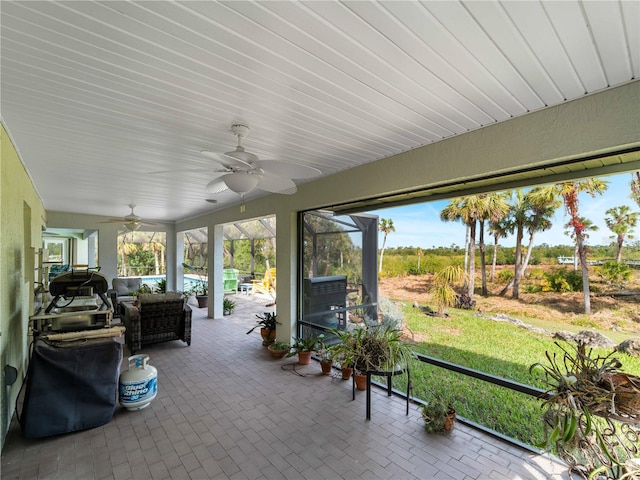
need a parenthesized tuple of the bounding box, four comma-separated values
(121, 292, 192, 354)
(223, 268, 240, 294)
(108, 277, 141, 318)
(252, 267, 276, 295)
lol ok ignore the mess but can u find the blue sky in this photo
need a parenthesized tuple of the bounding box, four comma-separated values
(369, 172, 640, 249)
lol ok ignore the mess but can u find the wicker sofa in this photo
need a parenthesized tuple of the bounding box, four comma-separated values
(121, 292, 191, 354)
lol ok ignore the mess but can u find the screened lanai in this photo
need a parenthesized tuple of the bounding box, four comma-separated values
(183, 216, 276, 279)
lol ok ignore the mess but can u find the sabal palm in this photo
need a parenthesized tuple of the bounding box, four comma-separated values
(477, 193, 510, 295)
(501, 188, 560, 299)
(488, 217, 510, 282)
(430, 265, 467, 317)
(378, 218, 395, 273)
(605, 205, 639, 263)
(564, 216, 598, 271)
(441, 196, 482, 297)
(631, 172, 640, 208)
(533, 179, 608, 314)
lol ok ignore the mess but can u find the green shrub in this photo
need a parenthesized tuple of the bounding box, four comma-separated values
(540, 268, 582, 293)
(523, 283, 542, 293)
(597, 260, 632, 287)
(497, 269, 514, 283)
(527, 268, 545, 280)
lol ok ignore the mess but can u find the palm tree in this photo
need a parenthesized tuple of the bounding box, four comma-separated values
(477, 193, 510, 295)
(631, 172, 640, 208)
(564, 217, 598, 271)
(441, 196, 482, 298)
(519, 189, 561, 278)
(605, 205, 639, 263)
(118, 232, 139, 276)
(488, 217, 510, 282)
(535, 179, 608, 314)
(430, 265, 467, 317)
(500, 188, 561, 298)
(378, 218, 395, 273)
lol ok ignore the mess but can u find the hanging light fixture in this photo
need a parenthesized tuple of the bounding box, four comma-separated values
(221, 171, 261, 194)
(124, 221, 141, 231)
(220, 171, 262, 212)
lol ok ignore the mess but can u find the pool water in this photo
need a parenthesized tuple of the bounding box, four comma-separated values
(140, 275, 206, 293)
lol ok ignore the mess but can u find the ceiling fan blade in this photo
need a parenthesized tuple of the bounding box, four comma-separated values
(148, 167, 215, 175)
(224, 148, 259, 165)
(253, 160, 321, 179)
(205, 178, 229, 194)
(201, 150, 252, 169)
(98, 218, 128, 223)
(257, 174, 297, 194)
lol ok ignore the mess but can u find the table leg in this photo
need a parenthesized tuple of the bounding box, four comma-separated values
(352, 371, 355, 401)
(406, 367, 410, 415)
(366, 372, 372, 420)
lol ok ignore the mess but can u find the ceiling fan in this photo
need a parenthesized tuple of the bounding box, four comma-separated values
(99, 204, 159, 231)
(199, 124, 322, 198)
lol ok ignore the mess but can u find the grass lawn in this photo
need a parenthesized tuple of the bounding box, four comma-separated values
(390, 304, 640, 447)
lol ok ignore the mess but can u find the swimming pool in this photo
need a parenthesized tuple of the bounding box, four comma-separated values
(140, 275, 206, 293)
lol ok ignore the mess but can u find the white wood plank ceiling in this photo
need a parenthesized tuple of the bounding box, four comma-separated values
(1, 1, 638, 223)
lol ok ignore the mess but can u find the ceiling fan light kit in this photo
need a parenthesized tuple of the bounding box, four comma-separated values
(99, 204, 159, 231)
(221, 171, 261, 194)
(124, 222, 141, 231)
(198, 124, 322, 203)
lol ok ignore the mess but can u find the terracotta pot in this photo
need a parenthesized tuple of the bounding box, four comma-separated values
(297, 351, 312, 365)
(320, 359, 333, 375)
(260, 328, 276, 346)
(444, 411, 456, 431)
(341, 367, 353, 380)
(267, 344, 288, 359)
(354, 372, 367, 391)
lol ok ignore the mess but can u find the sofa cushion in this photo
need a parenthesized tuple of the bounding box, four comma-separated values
(139, 292, 183, 304)
(112, 277, 141, 296)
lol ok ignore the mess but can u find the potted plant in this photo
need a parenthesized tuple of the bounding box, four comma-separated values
(530, 341, 640, 479)
(420, 396, 456, 433)
(155, 278, 167, 294)
(286, 334, 322, 365)
(328, 331, 355, 380)
(246, 312, 279, 345)
(191, 281, 208, 308)
(223, 296, 236, 315)
(317, 336, 334, 375)
(329, 324, 413, 390)
(351, 324, 413, 373)
(129, 283, 154, 306)
(183, 262, 208, 308)
(267, 341, 290, 359)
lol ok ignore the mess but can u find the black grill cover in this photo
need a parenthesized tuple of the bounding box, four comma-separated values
(19, 337, 122, 438)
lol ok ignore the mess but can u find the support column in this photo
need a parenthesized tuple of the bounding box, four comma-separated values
(211, 224, 223, 319)
(174, 229, 184, 294)
(275, 211, 294, 342)
(166, 224, 177, 291)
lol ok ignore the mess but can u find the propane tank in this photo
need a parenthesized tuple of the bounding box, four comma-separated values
(119, 355, 157, 411)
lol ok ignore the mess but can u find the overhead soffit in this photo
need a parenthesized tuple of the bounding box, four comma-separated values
(0, 1, 638, 222)
(330, 148, 640, 214)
